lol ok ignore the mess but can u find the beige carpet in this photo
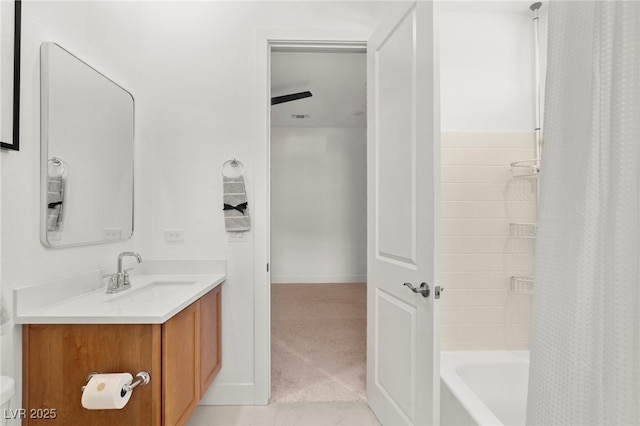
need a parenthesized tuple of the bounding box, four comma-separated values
(271, 283, 367, 403)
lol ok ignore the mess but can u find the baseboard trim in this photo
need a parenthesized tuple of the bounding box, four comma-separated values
(271, 275, 367, 284)
(199, 382, 256, 405)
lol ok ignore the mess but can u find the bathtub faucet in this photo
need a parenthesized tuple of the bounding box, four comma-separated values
(107, 252, 143, 294)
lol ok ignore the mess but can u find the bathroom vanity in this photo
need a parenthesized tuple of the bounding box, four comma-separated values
(30, 40, 226, 425)
(15, 260, 225, 426)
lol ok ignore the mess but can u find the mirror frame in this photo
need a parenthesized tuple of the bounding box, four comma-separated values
(0, 0, 21, 151)
(40, 42, 135, 248)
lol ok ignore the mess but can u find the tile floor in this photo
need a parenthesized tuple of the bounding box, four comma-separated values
(186, 402, 381, 426)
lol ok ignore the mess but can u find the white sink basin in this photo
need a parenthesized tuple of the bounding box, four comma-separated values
(14, 260, 226, 324)
(104, 280, 198, 302)
(149, 281, 197, 286)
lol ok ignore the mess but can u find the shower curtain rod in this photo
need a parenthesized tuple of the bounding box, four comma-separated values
(531, 2, 542, 160)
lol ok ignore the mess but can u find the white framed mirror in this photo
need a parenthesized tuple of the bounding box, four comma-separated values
(40, 42, 134, 247)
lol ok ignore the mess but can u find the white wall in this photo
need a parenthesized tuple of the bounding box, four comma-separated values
(1, 2, 143, 417)
(270, 127, 366, 284)
(1, 0, 548, 410)
(440, 2, 548, 132)
(0, 0, 16, 144)
(1, 0, 392, 409)
(438, 3, 547, 349)
(134, 2, 392, 404)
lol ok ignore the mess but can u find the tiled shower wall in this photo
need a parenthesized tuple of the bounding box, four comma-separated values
(440, 132, 537, 350)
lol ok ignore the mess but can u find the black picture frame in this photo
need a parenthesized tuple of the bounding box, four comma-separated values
(1, 0, 21, 151)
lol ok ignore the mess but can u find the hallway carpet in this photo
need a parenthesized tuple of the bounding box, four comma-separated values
(271, 283, 367, 403)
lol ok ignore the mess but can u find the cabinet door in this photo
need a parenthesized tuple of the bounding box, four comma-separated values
(162, 301, 200, 426)
(200, 285, 222, 396)
(23, 324, 161, 426)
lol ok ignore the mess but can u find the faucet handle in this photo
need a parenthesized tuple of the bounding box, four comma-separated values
(122, 271, 132, 289)
(106, 275, 119, 294)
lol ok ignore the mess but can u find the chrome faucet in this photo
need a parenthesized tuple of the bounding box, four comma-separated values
(107, 252, 142, 294)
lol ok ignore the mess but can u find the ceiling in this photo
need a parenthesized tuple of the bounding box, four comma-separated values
(270, 50, 366, 128)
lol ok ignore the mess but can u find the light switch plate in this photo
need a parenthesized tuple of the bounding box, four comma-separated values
(164, 229, 184, 242)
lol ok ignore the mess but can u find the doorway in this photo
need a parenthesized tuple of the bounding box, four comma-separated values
(269, 46, 368, 403)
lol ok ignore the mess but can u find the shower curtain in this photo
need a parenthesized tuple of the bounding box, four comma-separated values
(526, 2, 640, 425)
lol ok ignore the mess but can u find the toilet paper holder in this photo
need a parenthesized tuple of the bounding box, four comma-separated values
(81, 371, 150, 395)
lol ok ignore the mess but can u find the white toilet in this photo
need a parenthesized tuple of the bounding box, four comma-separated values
(0, 376, 15, 426)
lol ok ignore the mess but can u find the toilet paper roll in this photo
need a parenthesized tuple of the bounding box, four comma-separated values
(81, 373, 133, 410)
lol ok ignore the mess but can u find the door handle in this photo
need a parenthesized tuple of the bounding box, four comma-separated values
(404, 282, 430, 298)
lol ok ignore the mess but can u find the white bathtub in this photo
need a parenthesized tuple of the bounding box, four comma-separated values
(440, 351, 530, 426)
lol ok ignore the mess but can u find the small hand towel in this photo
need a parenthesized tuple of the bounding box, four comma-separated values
(223, 176, 251, 232)
(0, 294, 12, 336)
(47, 175, 65, 232)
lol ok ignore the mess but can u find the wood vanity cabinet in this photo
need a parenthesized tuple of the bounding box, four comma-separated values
(162, 286, 222, 425)
(22, 285, 222, 426)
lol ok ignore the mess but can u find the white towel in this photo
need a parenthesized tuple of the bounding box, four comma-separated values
(223, 176, 250, 232)
(47, 175, 65, 232)
(0, 294, 12, 336)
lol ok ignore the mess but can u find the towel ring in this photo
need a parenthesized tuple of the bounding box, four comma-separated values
(221, 157, 245, 177)
(48, 157, 66, 177)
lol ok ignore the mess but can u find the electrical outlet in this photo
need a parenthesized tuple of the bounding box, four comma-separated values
(227, 231, 247, 242)
(164, 229, 184, 242)
(48, 231, 61, 241)
(103, 228, 122, 240)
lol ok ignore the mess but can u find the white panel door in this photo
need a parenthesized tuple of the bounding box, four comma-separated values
(366, 2, 441, 425)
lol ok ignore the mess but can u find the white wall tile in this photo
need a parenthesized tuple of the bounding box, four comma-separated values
(441, 148, 536, 166)
(440, 289, 532, 308)
(442, 183, 535, 202)
(442, 132, 535, 148)
(441, 272, 510, 289)
(440, 132, 535, 350)
(442, 219, 513, 237)
(442, 237, 534, 254)
(441, 272, 531, 290)
(440, 324, 531, 344)
(442, 341, 530, 351)
(441, 166, 513, 183)
(442, 306, 532, 325)
(442, 254, 535, 272)
(442, 201, 536, 219)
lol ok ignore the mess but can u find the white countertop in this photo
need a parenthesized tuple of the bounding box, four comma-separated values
(14, 259, 226, 325)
